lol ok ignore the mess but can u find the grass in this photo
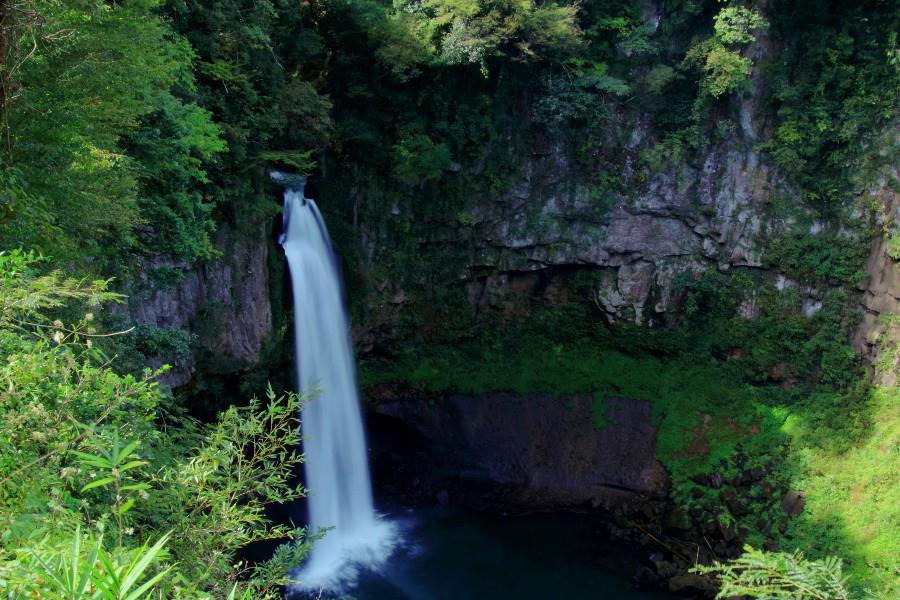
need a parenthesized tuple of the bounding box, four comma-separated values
(784, 386, 900, 597)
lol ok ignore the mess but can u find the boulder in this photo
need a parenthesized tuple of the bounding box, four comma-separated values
(781, 490, 805, 517)
(666, 507, 693, 531)
(668, 573, 717, 596)
(720, 488, 749, 516)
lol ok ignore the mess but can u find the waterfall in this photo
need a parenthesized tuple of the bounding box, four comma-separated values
(278, 177, 394, 589)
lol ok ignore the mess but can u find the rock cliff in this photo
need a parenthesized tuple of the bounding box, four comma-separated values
(853, 167, 900, 385)
(459, 137, 782, 325)
(120, 219, 273, 387)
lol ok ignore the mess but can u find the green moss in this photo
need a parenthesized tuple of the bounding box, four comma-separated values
(360, 325, 789, 486)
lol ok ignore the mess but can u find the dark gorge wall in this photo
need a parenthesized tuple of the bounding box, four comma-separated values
(370, 390, 668, 509)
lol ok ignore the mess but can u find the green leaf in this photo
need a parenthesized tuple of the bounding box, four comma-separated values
(120, 483, 151, 492)
(115, 440, 142, 464)
(72, 450, 113, 469)
(118, 498, 135, 514)
(118, 460, 147, 472)
(124, 566, 173, 600)
(81, 477, 115, 492)
(120, 531, 172, 598)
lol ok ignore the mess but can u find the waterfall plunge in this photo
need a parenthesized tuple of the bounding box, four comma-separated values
(279, 181, 395, 589)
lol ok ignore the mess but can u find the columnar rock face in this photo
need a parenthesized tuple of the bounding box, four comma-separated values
(382, 131, 799, 324)
(477, 141, 774, 323)
(854, 171, 900, 385)
(121, 220, 273, 387)
(373, 392, 669, 508)
(361, 121, 898, 356)
(400, 8, 784, 327)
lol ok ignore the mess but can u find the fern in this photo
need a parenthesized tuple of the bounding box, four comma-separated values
(692, 545, 850, 599)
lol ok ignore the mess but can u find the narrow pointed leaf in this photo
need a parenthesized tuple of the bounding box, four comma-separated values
(120, 531, 171, 595)
(81, 477, 115, 492)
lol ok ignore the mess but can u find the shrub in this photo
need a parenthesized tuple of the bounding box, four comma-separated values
(0, 251, 312, 598)
(683, 6, 768, 98)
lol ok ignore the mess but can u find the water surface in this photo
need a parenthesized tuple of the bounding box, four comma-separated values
(294, 508, 671, 600)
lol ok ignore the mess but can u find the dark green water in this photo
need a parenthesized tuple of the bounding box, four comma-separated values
(302, 508, 672, 600)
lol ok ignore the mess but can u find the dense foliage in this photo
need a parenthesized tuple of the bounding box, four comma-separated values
(0, 252, 310, 597)
(0, 0, 224, 269)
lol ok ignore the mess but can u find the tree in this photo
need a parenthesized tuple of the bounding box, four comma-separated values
(397, 0, 583, 73)
(684, 6, 768, 98)
(163, 0, 332, 229)
(0, 0, 223, 269)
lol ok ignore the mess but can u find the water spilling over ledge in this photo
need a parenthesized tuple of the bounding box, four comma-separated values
(279, 181, 396, 590)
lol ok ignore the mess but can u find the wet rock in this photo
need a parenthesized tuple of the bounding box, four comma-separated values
(636, 565, 659, 586)
(666, 507, 693, 531)
(668, 573, 717, 596)
(721, 488, 749, 516)
(781, 490, 805, 517)
(718, 521, 737, 542)
(653, 560, 678, 579)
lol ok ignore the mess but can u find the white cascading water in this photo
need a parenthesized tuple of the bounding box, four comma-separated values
(278, 175, 395, 589)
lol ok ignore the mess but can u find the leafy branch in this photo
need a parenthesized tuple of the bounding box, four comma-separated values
(692, 545, 850, 599)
